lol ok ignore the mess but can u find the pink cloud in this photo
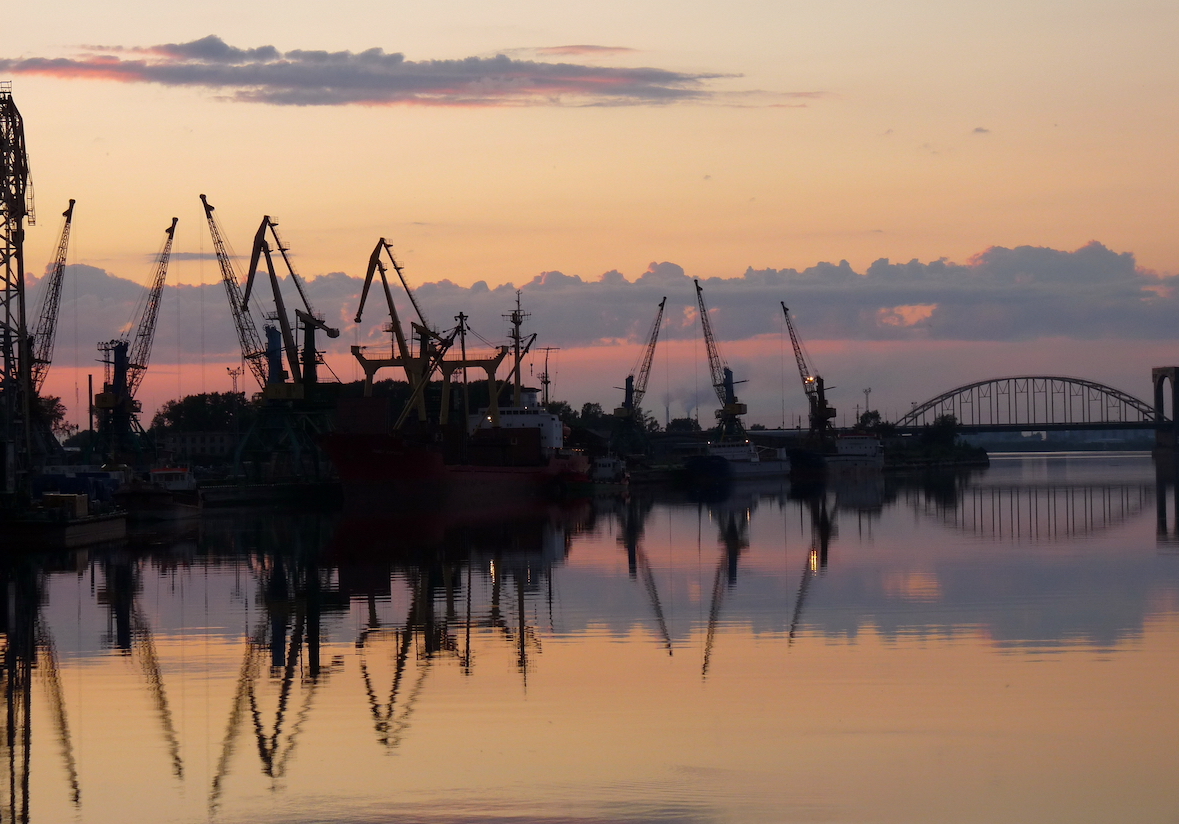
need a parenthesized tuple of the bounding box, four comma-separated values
(0, 36, 734, 107)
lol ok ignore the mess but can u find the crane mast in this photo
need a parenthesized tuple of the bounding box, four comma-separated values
(694, 280, 746, 440)
(243, 215, 340, 391)
(615, 296, 666, 418)
(126, 217, 177, 398)
(94, 219, 177, 461)
(30, 199, 75, 393)
(200, 194, 268, 389)
(781, 302, 835, 436)
(0, 83, 35, 495)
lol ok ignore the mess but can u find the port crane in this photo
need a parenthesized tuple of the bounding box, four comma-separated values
(350, 238, 508, 428)
(29, 199, 75, 393)
(614, 295, 666, 420)
(199, 194, 268, 389)
(25, 200, 75, 464)
(0, 84, 35, 496)
(94, 218, 177, 461)
(242, 214, 340, 394)
(612, 296, 667, 454)
(353, 237, 442, 421)
(223, 214, 344, 479)
(781, 302, 836, 437)
(695, 280, 747, 441)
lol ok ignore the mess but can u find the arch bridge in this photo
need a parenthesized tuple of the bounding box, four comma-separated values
(895, 376, 1166, 433)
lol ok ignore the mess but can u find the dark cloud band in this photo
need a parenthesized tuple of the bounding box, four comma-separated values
(0, 35, 734, 107)
(27, 241, 1175, 377)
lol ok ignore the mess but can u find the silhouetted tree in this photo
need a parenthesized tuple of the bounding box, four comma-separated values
(151, 392, 255, 432)
(923, 414, 959, 448)
(31, 394, 68, 436)
(666, 417, 702, 435)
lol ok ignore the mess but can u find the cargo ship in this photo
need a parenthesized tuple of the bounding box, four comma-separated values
(324, 388, 589, 503)
(323, 265, 589, 501)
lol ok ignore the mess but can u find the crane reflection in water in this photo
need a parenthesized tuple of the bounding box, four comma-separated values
(0, 457, 1171, 821)
(0, 557, 82, 823)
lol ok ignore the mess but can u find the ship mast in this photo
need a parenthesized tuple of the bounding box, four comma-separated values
(503, 291, 536, 407)
(538, 347, 559, 406)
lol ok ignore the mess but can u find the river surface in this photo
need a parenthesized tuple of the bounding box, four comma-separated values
(3, 452, 1179, 823)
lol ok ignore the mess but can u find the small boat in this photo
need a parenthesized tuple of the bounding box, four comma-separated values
(114, 467, 202, 520)
(705, 440, 792, 478)
(589, 456, 629, 486)
(683, 439, 792, 489)
(824, 435, 884, 472)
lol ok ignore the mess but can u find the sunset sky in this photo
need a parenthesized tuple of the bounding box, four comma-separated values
(3, 1, 1177, 426)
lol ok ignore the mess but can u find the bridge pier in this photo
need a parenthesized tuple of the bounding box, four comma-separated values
(1152, 367, 1179, 453)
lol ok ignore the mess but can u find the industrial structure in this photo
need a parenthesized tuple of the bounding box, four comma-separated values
(0, 83, 33, 501)
(694, 280, 747, 441)
(243, 215, 340, 395)
(200, 194, 268, 389)
(94, 217, 177, 463)
(352, 237, 465, 421)
(25, 199, 75, 465)
(201, 197, 342, 480)
(896, 376, 1162, 433)
(29, 200, 75, 394)
(349, 237, 518, 430)
(781, 302, 836, 438)
(612, 296, 666, 454)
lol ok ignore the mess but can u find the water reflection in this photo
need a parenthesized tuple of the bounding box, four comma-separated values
(0, 454, 1176, 823)
(0, 555, 81, 822)
(908, 474, 1152, 541)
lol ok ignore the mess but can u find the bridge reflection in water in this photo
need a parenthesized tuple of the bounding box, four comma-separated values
(0, 454, 1174, 823)
(909, 478, 1153, 541)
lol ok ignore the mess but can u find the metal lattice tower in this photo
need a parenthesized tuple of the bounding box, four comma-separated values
(694, 280, 746, 441)
(0, 83, 35, 496)
(30, 199, 75, 392)
(126, 217, 177, 398)
(200, 194, 268, 389)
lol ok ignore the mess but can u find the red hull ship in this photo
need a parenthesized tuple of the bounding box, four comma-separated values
(323, 396, 590, 504)
(322, 258, 587, 502)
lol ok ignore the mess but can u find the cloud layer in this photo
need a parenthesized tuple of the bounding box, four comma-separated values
(0, 35, 734, 107)
(27, 242, 1175, 378)
(412, 241, 1177, 347)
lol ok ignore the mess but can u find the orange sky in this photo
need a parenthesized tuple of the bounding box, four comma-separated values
(4, 3, 1178, 425)
(2, 2, 1176, 288)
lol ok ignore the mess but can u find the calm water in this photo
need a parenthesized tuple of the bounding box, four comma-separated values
(4, 453, 1179, 823)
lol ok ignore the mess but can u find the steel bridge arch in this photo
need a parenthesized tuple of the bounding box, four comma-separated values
(896, 375, 1161, 428)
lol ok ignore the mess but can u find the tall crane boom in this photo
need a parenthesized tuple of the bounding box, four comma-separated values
(125, 218, 177, 398)
(243, 215, 340, 387)
(631, 296, 666, 412)
(695, 280, 746, 440)
(30, 199, 75, 393)
(616, 297, 666, 417)
(200, 194, 267, 388)
(781, 302, 835, 435)
(694, 280, 728, 408)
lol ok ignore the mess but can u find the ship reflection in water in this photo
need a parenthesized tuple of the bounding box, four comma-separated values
(2, 452, 1178, 823)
